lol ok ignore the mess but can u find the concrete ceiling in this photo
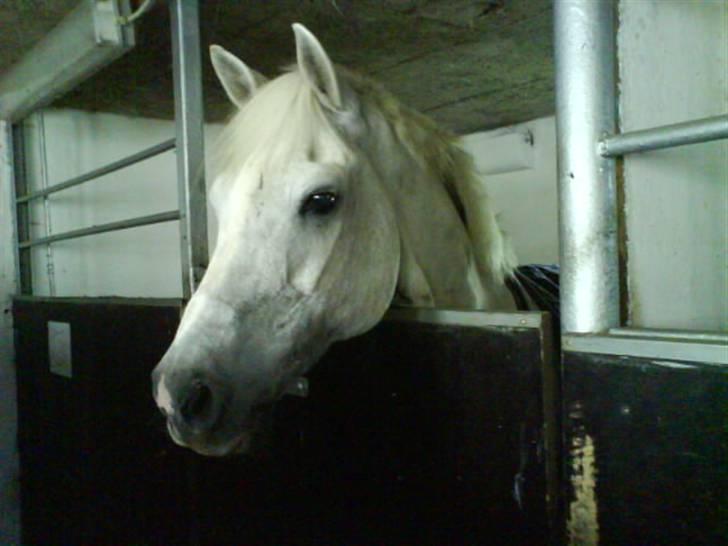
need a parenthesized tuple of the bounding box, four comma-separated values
(0, 0, 555, 133)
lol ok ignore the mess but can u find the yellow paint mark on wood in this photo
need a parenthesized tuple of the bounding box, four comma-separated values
(568, 433, 599, 545)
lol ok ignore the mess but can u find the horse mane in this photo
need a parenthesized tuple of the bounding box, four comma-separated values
(339, 68, 517, 285)
(211, 69, 347, 182)
(211, 65, 516, 288)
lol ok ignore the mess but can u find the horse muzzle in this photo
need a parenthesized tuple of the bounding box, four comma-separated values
(151, 364, 240, 453)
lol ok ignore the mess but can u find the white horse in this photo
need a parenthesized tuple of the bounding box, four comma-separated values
(152, 24, 520, 456)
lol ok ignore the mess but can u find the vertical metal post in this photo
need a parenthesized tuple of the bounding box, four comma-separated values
(2, 122, 21, 295)
(554, 0, 619, 334)
(170, 0, 208, 300)
(37, 112, 56, 296)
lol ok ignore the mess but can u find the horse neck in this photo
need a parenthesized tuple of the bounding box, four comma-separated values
(443, 146, 518, 311)
(360, 97, 516, 311)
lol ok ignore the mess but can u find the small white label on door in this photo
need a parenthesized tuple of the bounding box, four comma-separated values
(48, 321, 72, 378)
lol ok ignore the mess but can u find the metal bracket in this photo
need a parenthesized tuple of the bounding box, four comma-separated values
(284, 377, 310, 398)
(48, 321, 72, 378)
(0, 1, 134, 122)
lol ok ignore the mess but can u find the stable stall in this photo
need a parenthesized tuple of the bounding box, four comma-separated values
(0, 1, 725, 545)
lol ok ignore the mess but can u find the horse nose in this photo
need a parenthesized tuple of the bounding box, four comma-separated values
(178, 379, 218, 431)
(152, 365, 226, 435)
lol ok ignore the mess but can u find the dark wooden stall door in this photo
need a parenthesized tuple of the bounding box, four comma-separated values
(15, 300, 557, 545)
(562, 351, 728, 546)
(14, 299, 191, 546)
(193, 312, 558, 546)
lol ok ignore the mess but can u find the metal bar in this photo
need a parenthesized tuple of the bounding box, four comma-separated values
(15, 138, 176, 203)
(0, 1, 134, 122)
(2, 122, 23, 295)
(599, 114, 728, 157)
(36, 112, 56, 296)
(385, 308, 544, 329)
(609, 327, 728, 344)
(554, 0, 619, 334)
(18, 210, 180, 249)
(13, 294, 184, 307)
(170, 0, 209, 301)
(563, 333, 728, 366)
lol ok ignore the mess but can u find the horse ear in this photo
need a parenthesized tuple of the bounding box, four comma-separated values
(210, 45, 267, 109)
(292, 23, 343, 110)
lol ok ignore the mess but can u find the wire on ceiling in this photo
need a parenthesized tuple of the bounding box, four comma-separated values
(118, 0, 157, 26)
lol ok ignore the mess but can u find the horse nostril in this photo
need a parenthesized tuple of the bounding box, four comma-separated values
(179, 380, 216, 430)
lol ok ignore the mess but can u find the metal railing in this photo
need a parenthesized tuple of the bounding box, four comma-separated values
(17, 210, 181, 249)
(4, 0, 208, 301)
(14, 138, 176, 204)
(554, 0, 728, 338)
(598, 114, 728, 158)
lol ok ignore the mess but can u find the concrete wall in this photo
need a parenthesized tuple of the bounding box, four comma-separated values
(618, 0, 728, 331)
(463, 116, 559, 266)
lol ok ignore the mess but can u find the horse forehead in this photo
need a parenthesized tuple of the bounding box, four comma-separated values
(220, 159, 348, 199)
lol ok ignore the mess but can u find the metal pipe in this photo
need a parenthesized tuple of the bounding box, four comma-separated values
(36, 112, 56, 296)
(1, 122, 24, 294)
(554, 0, 620, 334)
(609, 327, 728, 344)
(170, 0, 209, 300)
(563, 333, 728, 366)
(18, 210, 180, 249)
(15, 138, 176, 203)
(600, 114, 728, 157)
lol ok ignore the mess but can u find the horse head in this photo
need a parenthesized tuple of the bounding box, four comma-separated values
(152, 24, 515, 456)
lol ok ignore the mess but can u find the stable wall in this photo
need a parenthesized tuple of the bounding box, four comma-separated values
(619, 0, 728, 331)
(21, 111, 183, 298)
(463, 117, 559, 267)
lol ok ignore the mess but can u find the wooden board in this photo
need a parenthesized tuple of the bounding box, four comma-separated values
(14, 298, 190, 546)
(562, 351, 728, 546)
(14, 299, 557, 545)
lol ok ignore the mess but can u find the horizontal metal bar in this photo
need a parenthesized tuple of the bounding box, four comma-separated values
(16, 138, 176, 203)
(18, 210, 180, 248)
(564, 333, 728, 365)
(609, 327, 727, 344)
(0, 0, 134, 122)
(385, 307, 544, 329)
(13, 295, 183, 308)
(599, 114, 728, 157)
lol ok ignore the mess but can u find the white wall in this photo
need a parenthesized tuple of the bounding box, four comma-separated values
(619, 0, 728, 331)
(21, 110, 231, 298)
(463, 116, 559, 265)
(0, 121, 20, 546)
(22, 110, 182, 297)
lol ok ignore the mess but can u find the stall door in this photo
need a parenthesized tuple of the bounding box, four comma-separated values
(15, 301, 558, 545)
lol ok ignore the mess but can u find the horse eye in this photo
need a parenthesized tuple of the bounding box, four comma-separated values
(300, 191, 338, 216)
